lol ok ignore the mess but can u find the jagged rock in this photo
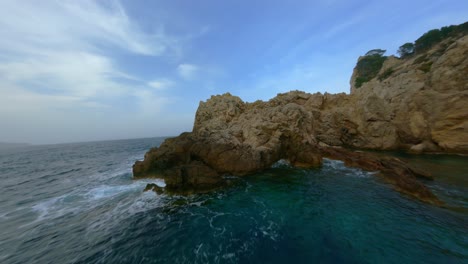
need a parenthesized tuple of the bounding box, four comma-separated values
(134, 92, 323, 191)
(133, 30, 467, 205)
(143, 183, 164, 194)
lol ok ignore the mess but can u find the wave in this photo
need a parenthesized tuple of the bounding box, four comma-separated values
(31, 178, 166, 223)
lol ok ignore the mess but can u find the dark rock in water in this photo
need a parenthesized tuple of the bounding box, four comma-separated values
(319, 146, 442, 205)
(143, 183, 164, 194)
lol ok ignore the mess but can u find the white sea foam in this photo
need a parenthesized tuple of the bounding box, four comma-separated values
(324, 158, 345, 169)
(271, 159, 292, 168)
(86, 185, 136, 200)
(31, 194, 72, 222)
(85, 190, 166, 235)
(222, 253, 236, 259)
(31, 178, 167, 224)
(323, 158, 373, 178)
(194, 243, 204, 255)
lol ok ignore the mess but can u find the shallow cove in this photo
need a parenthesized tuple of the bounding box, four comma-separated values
(0, 138, 466, 263)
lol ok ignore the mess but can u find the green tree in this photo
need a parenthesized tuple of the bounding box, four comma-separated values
(354, 49, 387, 88)
(414, 29, 442, 52)
(397, 42, 415, 58)
(365, 49, 386, 56)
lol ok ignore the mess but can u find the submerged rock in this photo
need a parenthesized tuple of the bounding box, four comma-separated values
(319, 147, 441, 205)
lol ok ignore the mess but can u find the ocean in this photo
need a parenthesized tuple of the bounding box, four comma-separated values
(0, 137, 466, 263)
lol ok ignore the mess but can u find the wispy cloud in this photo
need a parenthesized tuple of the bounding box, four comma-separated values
(0, 0, 177, 103)
(177, 63, 199, 80)
(0, 0, 174, 57)
(148, 79, 175, 90)
(0, 0, 185, 143)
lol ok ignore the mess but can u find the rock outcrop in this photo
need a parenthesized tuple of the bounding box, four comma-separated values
(134, 92, 323, 193)
(134, 26, 467, 205)
(347, 34, 468, 153)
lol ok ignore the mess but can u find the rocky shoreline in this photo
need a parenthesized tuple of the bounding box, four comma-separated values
(133, 28, 467, 206)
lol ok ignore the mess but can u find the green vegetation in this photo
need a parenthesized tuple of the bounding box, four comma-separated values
(397, 42, 415, 58)
(354, 22, 467, 89)
(354, 50, 387, 88)
(399, 21, 467, 58)
(413, 54, 429, 65)
(419, 62, 433, 73)
(378, 67, 394, 81)
(365, 49, 386, 56)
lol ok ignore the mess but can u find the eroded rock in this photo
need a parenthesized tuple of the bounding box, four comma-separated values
(133, 32, 467, 205)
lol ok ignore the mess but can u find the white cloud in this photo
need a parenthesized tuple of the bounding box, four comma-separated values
(0, 0, 173, 57)
(133, 90, 170, 117)
(177, 63, 199, 80)
(148, 79, 175, 90)
(0, 51, 128, 99)
(0, 0, 185, 143)
(60, 0, 175, 56)
(0, 0, 177, 103)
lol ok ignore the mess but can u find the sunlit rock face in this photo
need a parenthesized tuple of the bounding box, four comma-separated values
(133, 32, 466, 204)
(134, 92, 324, 192)
(348, 35, 468, 153)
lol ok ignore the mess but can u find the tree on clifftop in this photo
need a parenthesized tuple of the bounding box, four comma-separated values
(365, 49, 386, 56)
(355, 49, 388, 88)
(398, 42, 415, 58)
(415, 29, 442, 52)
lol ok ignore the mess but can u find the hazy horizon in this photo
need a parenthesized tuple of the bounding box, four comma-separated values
(0, 136, 171, 146)
(1, 0, 467, 144)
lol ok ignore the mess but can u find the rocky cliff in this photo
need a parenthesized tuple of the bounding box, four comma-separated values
(348, 34, 468, 153)
(133, 25, 467, 205)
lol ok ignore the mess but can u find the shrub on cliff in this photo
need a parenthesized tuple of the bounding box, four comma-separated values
(355, 50, 387, 88)
(365, 49, 386, 56)
(399, 22, 468, 57)
(398, 42, 415, 58)
(378, 67, 394, 81)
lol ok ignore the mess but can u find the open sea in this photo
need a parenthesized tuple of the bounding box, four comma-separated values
(0, 137, 466, 264)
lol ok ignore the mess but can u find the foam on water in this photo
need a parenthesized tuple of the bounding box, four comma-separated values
(323, 158, 373, 178)
(271, 159, 292, 168)
(31, 177, 166, 222)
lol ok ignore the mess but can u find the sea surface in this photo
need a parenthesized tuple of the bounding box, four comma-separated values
(0, 137, 466, 264)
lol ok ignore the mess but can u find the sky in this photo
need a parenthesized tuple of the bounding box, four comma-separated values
(0, 0, 467, 144)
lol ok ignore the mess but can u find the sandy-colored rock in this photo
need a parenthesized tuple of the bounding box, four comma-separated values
(345, 35, 468, 152)
(133, 30, 467, 205)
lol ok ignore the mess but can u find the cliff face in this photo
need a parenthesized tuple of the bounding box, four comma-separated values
(133, 30, 467, 205)
(347, 35, 468, 153)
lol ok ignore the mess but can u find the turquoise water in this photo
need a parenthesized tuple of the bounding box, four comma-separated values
(0, 138, 466, 263)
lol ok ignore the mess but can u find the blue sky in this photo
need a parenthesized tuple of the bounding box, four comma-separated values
(0, 0, 467, 144)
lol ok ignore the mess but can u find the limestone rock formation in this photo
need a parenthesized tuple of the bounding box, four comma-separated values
(133, 26, 467, 205)
(132, 89, 447, 204)
(134, 92, 323, 193)
(347, 34, 468, 153)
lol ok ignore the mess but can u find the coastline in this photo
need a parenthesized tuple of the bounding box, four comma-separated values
(133, 26, 467, 205)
